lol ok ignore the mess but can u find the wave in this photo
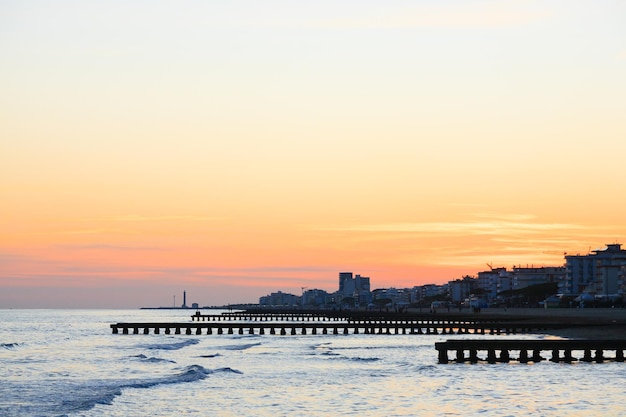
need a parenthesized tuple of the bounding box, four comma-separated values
(348, 356, 380, 362)
(222, 342, 262, 351)
(125, 364, 212, 387)
(214, 367, 243, 374)
(1, 342, 21, 350)
(130, 354, 176, 364)
(199, 353, 222, 358)
(33, 365, 222, 417)
(138, 339, 200, 351)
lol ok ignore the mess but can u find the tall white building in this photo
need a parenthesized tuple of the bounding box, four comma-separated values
(564, 244, 626, 298)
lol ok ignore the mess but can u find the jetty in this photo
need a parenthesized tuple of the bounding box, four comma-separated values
(109, 310, 599, 337)
(435, 339, 626, 364)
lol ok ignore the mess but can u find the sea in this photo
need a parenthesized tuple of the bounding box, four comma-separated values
(1, 309, 625, 417)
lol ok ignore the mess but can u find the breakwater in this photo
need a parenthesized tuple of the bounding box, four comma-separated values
(435, 339, 626, 364)
(110, 311, 579, 336)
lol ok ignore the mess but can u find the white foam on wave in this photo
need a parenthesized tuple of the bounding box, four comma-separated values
(4, 365, 222, 417)
(138, 339, 200, 351)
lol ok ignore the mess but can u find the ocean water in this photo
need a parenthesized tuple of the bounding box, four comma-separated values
(1, 309, 625, 417)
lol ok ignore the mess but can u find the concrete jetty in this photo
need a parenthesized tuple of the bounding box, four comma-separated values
(110, 310, 587, 336)
(435, 339, 626, 364)
(110, 308, 626, 340)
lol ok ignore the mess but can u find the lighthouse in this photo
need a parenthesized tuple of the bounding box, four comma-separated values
(182, 291, 188, 309)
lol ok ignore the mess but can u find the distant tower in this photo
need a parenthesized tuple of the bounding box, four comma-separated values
(182, 291, 188, 308)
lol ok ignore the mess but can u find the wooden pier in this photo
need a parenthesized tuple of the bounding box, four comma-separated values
(435, 339, 626, 364)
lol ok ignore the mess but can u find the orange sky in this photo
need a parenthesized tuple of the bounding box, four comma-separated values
(2, 1, 626, 308)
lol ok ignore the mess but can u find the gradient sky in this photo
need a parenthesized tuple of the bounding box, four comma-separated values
(2, 0, 626, 308)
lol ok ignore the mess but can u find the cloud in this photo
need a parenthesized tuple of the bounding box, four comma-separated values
(304, 213, 623, 270)
(311, 219, 586, 236)
(95, 215, 228, 222)
(54, 244, 162, 251)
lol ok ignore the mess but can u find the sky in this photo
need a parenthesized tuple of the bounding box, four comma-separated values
(1, 0, 626, 308)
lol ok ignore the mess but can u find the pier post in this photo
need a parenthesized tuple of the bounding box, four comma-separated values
(259, 328, 265, 335)
(455, 349, 465, 363)
(595, 349, 604, 363)
(112, 327, 118, 334)
(487, 349, 497, 364)
(550, 349, 560, 362)
(582, 349, 593, 362)
(469, 349, 478, 363)
(499, 349, 510, 363)
(532, 349, 543, 362)
(438, 348, 448, 364)
(616, 349, 625, 362)
(154, 327, 160, 335)
(122, 327, 128, 335)
(196, 328, 202, 335)
(218, 328, 223, 335)
(518, 350, 529, 363)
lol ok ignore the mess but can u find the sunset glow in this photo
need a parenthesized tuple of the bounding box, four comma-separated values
(2, 0, 625, 307)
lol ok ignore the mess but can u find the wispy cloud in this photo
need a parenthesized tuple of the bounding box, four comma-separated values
(56, 228, 137, 236)
(311, 219, 586, 236)
(305, 213, 622, 270)
(54, 244, 162, 251)
(96, 215, 228, 222)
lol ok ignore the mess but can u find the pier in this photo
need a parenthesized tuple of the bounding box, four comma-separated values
(435, 339, 626, 364)
(111, 311, 581, 336)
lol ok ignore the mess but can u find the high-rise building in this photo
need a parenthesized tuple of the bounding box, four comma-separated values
(564, 244, 626, 298)
(338, 272, 353, 295)
(337, 272, 372, 305)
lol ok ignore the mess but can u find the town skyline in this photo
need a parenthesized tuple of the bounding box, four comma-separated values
(2, 1, 626, 308)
